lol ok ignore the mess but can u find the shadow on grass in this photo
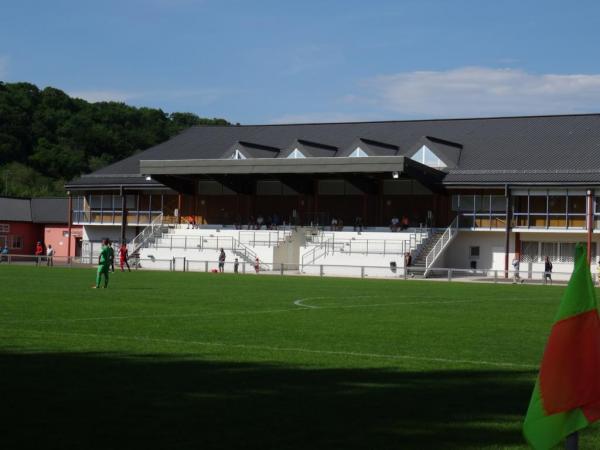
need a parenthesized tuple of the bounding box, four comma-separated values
(0, 351, 535, 450)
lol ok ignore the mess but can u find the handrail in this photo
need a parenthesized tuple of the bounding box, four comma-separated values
(130, 213, 164, 254)
(425, 217, 459, 269)
(232, 238, 267, 271)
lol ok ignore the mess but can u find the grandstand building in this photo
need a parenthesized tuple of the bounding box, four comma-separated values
(65, 114, 600, 277)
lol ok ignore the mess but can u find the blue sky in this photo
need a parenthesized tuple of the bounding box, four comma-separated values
(2, 0, 600, 124)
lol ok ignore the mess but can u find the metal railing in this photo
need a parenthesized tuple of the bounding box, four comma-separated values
(2, 254, 594, 285)
(130, 213, 164, 254)
(424, 217, 459, 272)
(301, 238, 333, 267)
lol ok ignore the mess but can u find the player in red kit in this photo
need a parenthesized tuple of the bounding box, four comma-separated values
(119, 243, 131, 272)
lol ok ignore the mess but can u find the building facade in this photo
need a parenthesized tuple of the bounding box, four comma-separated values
(65, 114, 600, 273)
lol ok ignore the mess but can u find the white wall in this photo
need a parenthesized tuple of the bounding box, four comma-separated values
(441, 231, 513, 270)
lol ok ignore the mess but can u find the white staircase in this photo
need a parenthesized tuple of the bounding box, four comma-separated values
(423, 217, 459, 277)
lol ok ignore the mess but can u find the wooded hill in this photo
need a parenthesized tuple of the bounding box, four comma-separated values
(0, 81, 230, 197)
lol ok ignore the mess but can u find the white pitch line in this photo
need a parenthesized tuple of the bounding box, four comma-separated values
(0, 328, 537, 370)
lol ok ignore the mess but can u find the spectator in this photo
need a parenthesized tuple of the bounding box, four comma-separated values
(401, 216, 409, 230)
(254, 257, 260, 274)
(218, 248, 226, 273)
(234, 258, 239, 274)
(0, 245, 8, 263)
(404, 252, 413, 278)
(272, 213, 280, 228)
(390, 216, 399, 232)
(354, 216, 363, 232)
(331, 217, 338, 231)
(256, 215, 264, 229)
(544, 256, 553, 285)
(34, 241, 43, 266)
(46, 245, 55, 267)
(512, 255, 523, 284)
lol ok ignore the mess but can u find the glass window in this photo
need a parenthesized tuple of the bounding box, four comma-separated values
(568, 196, 586, 214)
(287, 148, 306, 159)
(460, 195, 475, 212)
(9, 235, 23, 249)
(541, 242, 558, 261)
(512, 196, 528, 215)
(409, 145, 446, 168)
(548, 196, 566, 214)
(89, 195, 102, 209)
(0, 224, 9, 233)
(126, 195, 137, 209)
(521, 241, 538, 263)
(349, 147, 368, 157)
(469, 246, 480, 258)
(451, 195, 460, 211)
(490, 196, 506, 212)
(529, 196, 547, 214)
(558, 243, 576, 263)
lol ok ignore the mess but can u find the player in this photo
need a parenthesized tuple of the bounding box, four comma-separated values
(119, 243, 131, 272)
(254, 257, 260, 274)
(108, 241, 115, 272)
(94, 239, 110, 289)
(218, 248, 226, 273)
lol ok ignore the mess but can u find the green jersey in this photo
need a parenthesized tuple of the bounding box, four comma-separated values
(99, 245, 110, 267)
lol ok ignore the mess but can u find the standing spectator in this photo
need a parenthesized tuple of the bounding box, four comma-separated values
(254, 257, 260, 274)
(354, 216, 363, 232)
(46, 245, 55, 267)
(234, 258, 239, 274)
(119, 243, 131, 272)
(404, 252, 413, 278)
(0, 244, 7, 263)
(218, 248, 226, 273)
(108, 241, 115, 273)
(35, 241, 43, 266)
(512, 255, 523, 284)
(390, 216, 399, 232)
(544, 256, 553, 285)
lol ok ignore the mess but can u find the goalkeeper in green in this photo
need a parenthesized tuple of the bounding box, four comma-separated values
(94, 239, 111, 289)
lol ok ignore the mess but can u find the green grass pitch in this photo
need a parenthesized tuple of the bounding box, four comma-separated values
(1, 265, 598, 449)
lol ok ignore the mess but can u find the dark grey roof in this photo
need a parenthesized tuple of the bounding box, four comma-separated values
(222, 141, 280, 159)
(337, 138, 399, 157)
(0, 197, 69, 223)
(66, 114, 600, 188)
(0, 197, 32, 222)
(31, 198, 68, 223)
(278, 139, 338, 158)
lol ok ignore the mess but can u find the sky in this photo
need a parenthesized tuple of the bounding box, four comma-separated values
(2, 0, 600, 124)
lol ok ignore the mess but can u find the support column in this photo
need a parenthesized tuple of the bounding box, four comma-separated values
(362, 194, 368, 227)
(120, 187, 127, 244)
(504, 185, 512, 278)
(177, 193, 182, 224)
(587, 189, 594, 263)
(67, 194, 73, 257)
(313, 179, 319, 226)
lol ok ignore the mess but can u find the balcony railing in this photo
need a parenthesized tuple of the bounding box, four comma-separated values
(72, 210, 163, 225)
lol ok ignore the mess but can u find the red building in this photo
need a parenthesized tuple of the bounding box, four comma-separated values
(0, 197, 82, 256)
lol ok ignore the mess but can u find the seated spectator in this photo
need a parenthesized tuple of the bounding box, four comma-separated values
(390, 216, 400, 232)
(331, 217, 338, 231)
(401, 216, 409, 230)
(256, 215, 264, 229)
(187, 216, 195, 229)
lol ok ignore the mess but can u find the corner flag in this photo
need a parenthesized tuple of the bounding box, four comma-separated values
(523, 244, 600, 449)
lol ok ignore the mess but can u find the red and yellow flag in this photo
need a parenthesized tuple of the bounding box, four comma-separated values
(523, 244, 600, 449)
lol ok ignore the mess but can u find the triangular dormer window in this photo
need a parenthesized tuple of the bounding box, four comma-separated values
(410, 145, 446, 168)
(287, 148, 306, 159)
(349, 147, 368, 157)
(231, 149, 246, 160)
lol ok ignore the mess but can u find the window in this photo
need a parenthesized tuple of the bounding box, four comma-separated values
(231, 149, 246, 160)
(410, 145, 446, 168)
(469, 246, 480, 259)
(9, 235, 23, 249)
(349, 147, 368, 157)
(0, 224, 9, 233)
(0, 235, 6, 248)
(287, 148, 306, 159)
(521, 241, 539, 263)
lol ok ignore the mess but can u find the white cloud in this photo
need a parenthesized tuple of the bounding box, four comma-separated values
(68, 89, 139, 103)
(356, 67, 600, 117)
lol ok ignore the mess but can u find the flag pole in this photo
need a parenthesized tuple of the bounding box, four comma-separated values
(565, 430, 579, 449)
